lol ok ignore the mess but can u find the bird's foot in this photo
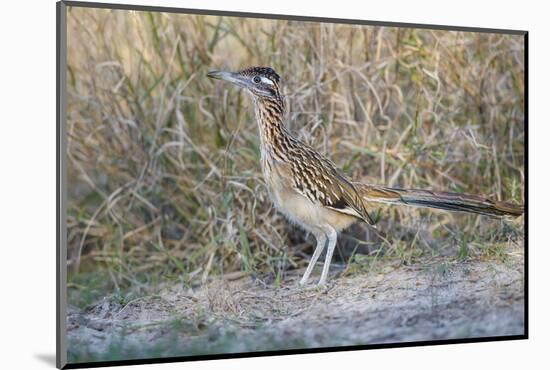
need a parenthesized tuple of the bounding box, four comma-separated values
(297, 278, 332, 293)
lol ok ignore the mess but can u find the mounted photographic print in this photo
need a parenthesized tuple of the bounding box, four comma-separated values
(57, 1, 527, 368)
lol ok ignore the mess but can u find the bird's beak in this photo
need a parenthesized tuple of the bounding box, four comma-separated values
(207, 70, 248, 89)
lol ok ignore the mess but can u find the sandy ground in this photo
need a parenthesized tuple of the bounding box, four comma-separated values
(67, 248, 525, 362)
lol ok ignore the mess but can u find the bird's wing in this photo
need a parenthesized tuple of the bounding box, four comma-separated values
(287, 146, 375, 225)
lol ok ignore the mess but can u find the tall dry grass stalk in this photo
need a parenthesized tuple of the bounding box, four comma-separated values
(66, 7, 524, 293)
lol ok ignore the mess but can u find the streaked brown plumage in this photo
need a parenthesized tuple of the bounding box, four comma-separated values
(207, 66, 524, 286)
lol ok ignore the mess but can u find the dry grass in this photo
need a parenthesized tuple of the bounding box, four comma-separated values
(67, 248, 525, 362)
(66, 7, 524, 303)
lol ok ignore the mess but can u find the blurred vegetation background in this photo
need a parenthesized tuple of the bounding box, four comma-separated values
(66, 7, 524, 305)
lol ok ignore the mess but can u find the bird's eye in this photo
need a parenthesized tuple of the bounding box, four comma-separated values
(253, 76, 261, 84)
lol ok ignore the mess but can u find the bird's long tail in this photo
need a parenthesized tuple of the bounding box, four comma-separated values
(354, 183, 524, 217)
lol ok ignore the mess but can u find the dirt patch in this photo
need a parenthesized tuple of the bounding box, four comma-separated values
(67, 249, 524, 363)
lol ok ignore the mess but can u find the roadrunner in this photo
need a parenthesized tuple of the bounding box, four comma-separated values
(207, 66, 524, 286)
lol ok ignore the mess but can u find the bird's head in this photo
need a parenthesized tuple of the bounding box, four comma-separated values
(207, 66, 282, 100)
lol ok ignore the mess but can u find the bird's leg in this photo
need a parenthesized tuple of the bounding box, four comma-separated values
(299, 229, 327, 286)
(318, 226, 338, 286)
